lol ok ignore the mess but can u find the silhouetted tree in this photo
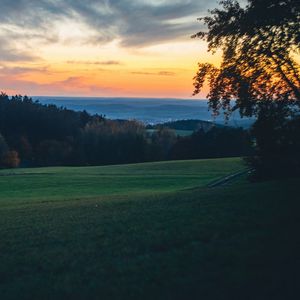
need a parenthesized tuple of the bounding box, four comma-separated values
(151, 127, 177, 159)
(18, 136, 33, 166)
(192, 0, 300, 115)
(193, 0, 300, 179)
(170, 127, 252, 160)
(35, 140, 73, 166)
(0, 93, 100, 166)
(245, 102, 300, 179)
(79, 119, 148, 165)
(0, 133, 9, 167)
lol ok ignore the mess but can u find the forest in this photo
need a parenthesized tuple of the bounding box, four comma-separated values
(0, 93, 251, 168)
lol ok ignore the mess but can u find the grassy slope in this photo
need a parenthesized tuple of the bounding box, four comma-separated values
(0, 158, 299, 300)
(0, 157, 243, 204)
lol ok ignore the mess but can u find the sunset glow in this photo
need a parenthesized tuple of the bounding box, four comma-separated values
(0, 0, 221, 98)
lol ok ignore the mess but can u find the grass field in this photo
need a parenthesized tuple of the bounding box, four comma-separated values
(146, 129, 193, 136)
(0, 157, 299, 299)
(0, 157, 243, 204)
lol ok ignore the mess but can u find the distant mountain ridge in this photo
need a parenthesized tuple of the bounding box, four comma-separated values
(35, 96, 255, 128)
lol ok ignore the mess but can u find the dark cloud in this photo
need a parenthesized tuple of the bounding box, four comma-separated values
(107, 0, 214, 47)
(0, 0, 216, 50)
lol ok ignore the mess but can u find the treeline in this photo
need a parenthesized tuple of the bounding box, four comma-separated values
(0, 93, 252, 168)
(170, 127, 251, 160)
(147, 119, 215, 132)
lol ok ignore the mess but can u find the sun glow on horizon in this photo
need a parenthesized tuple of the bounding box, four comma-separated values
(0, 0, 221, 98)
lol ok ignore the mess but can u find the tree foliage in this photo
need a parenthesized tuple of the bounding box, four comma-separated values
(170, 126, 252, 160)
(192, 0, 300, 117)
(246, 102, 300, 179)
(2, 150, 20, 168)
(192, 0, 300, 179)
(0, 133, 9, 160)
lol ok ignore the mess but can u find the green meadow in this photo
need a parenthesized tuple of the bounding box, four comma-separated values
(146, 129, 194, 136)
(0, 158, 243, 204)
(0, 157, 299, 299)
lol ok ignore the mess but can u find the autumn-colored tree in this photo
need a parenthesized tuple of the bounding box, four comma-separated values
(2, 150, 21, 168)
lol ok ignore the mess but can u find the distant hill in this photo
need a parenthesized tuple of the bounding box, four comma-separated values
(36, 97, 255, 127)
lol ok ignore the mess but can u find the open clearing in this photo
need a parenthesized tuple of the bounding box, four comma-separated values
(0, 157, 299, 299)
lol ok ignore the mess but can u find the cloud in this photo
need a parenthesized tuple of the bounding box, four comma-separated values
(67, 60, 122, 65)
(0, 65, 50, 76)
(157, 71, 176, 76)
(0, 0, 216, 51)
(0, 36, 38, 63)
(0, 48, 36, 63)
(0, 73, 117, 96)
(108, 0, 213, 47)
(131, 71, 175, 76)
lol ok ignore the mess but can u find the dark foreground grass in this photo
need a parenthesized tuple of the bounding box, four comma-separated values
(0, 159, 299, 299)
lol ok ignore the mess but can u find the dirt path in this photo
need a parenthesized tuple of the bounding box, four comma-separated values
(207, 169, 252, 188)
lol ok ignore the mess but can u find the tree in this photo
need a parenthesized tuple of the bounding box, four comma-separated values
(192, 0, 300, 179)
(192, 0, 300, 116)
(79, 119, 148, 165)
(170, 127, 252, 160)
(0, 133, 9, 166)
(2, 150, 20, 168)
(151, 127, 177, 159)
(245, 102, 300, 179)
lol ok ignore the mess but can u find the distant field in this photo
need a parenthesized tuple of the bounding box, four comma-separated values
(0, 158, 299, 300)
(0, 157, 243, 204)
(147, 129, 193, 136)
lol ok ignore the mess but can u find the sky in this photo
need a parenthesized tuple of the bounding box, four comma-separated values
(0, 0, 222, 98)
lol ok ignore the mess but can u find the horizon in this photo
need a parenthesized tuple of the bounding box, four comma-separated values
(33, 95, 208, 101)
(0, 0, 220, 98)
